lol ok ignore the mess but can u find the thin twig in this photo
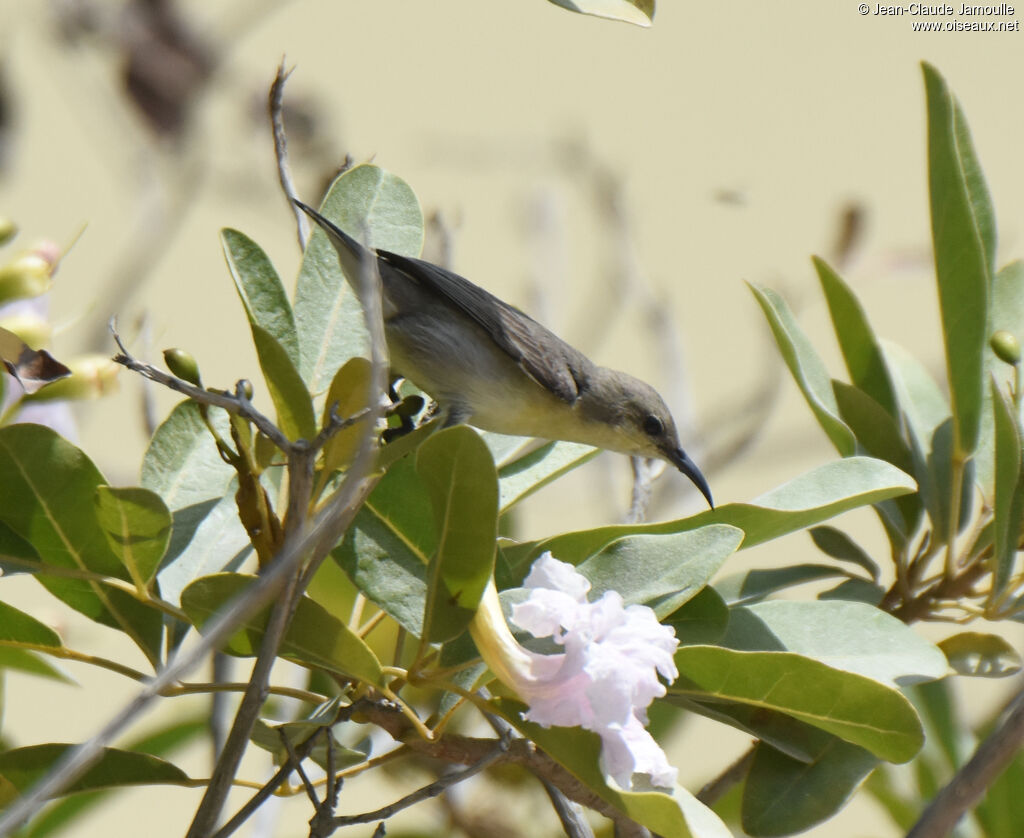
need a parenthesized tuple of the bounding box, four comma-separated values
(330, 735, 510, 828)
(269, 58, 310, 250)
(697, 747, 755, 806)
(906, 686, 1024, 838)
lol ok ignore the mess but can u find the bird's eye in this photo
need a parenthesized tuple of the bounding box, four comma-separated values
(642, 415, 664, 437)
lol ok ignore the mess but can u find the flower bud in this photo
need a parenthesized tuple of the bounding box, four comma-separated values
(0, 254, 52, 304)
(163, 347, 202, 385)
(0, 218, 17, 247)
(991, 330, 1021, 366)
(25, 354, 120, 402)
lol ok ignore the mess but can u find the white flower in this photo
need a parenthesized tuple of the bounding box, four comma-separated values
(470, 553, 680, 790)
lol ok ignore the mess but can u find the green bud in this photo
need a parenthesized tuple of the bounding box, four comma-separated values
(25, 354, 120, 402)
(991, 330, 1021, 366)
(238, 379, 254, 400)
(0, 218, 17, 247)
(163, 348, 202, 386)
(0, 254, 52, 304)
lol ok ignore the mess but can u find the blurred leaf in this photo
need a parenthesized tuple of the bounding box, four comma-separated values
(749, 283, 855, 456)
(815, 256, 899, 417)
(0, 648, 72, 684)
(939, 631, 1022, 677)
(294, 164, 423, 393)
(909, 679, 968, 771)
(505, 457, 916, 572)
(0, 326, 69, 395)
(0, 746, 188, 802)
(0, 425, 162, 666)
(0, 600, 62, 649)
(142, 402, 251, 606)
(320, 357, 374, 478)
(498, 440, 598, 512)
(546, 0, 654, 27)
(491, 698, 732, 838)
(672, 646, 924, 762)
(742, 738, 879, 837)
(923, 62, 993, 458)
(808, 525, 879, 580)
(181, 573, 383, 686)
(864, 766, 920, 831)
(991, 381, 1024, 597)
(417, 427, 498, 643)
(721, 601, 948, 687)
(93, 486, 171, 590)
(221, 228, 300, 368)
(975, 714, 1024, 837)
(578, 526, 743, 618)
(817, 578, 885, 606)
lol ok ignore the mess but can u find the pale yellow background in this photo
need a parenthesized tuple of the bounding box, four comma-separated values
(3, 0, 1024, 835)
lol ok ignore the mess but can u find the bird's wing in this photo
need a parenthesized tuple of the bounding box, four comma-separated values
(380, 250, 588, 404)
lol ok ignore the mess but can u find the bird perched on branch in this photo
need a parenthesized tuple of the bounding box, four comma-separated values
(295, 200, 713, 508)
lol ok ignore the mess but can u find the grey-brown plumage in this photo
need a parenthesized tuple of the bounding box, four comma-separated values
(295, 200, 713, 508)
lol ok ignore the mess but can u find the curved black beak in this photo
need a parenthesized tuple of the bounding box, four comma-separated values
(667, 447, 714, 509)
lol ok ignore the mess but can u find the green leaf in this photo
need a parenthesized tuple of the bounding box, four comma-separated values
(93, 486, 171, 590)
(221, 228, 300, 368)
(294, 164, 423, 393)
(715, 564, 853, 605)
(141, 401, 251, 606)
(0, 518, 41, 576)
(249, 323, 316, 441)
(748, 282, 855, 456)
(417, 426, 498, 643)
(0, 601, 62, 649)
(938, 631, 1022, 677)
(0, 745, 189, 802)
(577, 526, 743, 618)
(720, 601, 948, 687)
(671, 646, 924, 762)
(0, 425, 163, 666)
(991, 381, 1024, 597)
(505, 457, 916, 572)
(881, 339, 950, 453)
(490, 698, 732, 838)
(808, 526, 879, 580)
(319, 357, 374, 479)
(0, 648, 73, 684)
(923, 62, 993, 458)
(546, 0, 654, 26)
(250, 698, 368, 772)
(926, 418, 975, 542)
(742, 739, 879, 837)
(664, 586, 729, 646)
(815, 256, 899, 418)
(180, 573, 384, 686)
(498, 441, 598, 513)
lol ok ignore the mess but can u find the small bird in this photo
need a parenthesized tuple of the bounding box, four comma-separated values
(295, 200, 713, 508)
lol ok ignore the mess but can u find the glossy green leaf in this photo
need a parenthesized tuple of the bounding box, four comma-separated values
(180, 573, 383, 686)
(0, 601, 63, 649)
(721, 601, 948, 687)
(749, 282, 855, 456)
(498, 440, 598, 512)
(333, 455, 434, 636)
(0, 745, 189, 802)
(808, 526, 879, 580)
(506, 457, 916, 573)
(141, 401, 252, 606)
(294, 164, 423, 393)
(546, 0, 654, 26)
(742, 738, 879, 837)
(923, 62, 993, 458)
(490, 698, 731, 838)
(672, 646, 924, 762)
(0, 425, 162, 666)
(938, 631, 1022, 677)
(815, 256, 899, 418)
(578, 526, 743, 618)
(93, 486, 171, 589)
(991, 381, 1023, 596)
(417, 426, 498, 643)
(221, 228, 300, 368)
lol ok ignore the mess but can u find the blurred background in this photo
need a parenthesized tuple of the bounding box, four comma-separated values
(2, 0, 1024, 835)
